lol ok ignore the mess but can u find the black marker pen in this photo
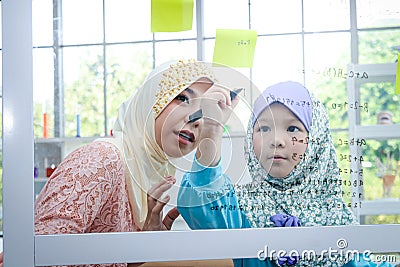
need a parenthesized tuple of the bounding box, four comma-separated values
(230, 88, 244, 100)
(188, 109, 203, 123)
(188, 88, 243, 124)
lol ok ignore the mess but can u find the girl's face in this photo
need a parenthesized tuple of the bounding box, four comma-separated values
(155, 78, 213, 158)
(252, 103, 308, 178)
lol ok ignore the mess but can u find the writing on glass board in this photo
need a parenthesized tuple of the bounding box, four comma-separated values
(264, 94, 317, 108)
(331, 101, 369, 112)
(209, 201, 363, 212)
(337, 138, 367, 147)
(236, 39, 251, 46)
(299, 67, 369, 80)
(339, 168, 364, 177)
(339, 154, 364, 163)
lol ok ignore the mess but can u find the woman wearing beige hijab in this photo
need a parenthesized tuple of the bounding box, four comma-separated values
(30, 59, 236, 267)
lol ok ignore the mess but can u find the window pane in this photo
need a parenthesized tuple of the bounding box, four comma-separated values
(303, 0, 350, 32)
(225, 67, 252, 134)
(358, 30, 400, 64)
(251, 35, 304, 89)
(154, 40, 197, 65)
(203, 38, 215, 63)
(251, 0, 302, 34)
(357, 0, 400, 28)
(33, 0, 53, 47)
(360, 82, 399, 126)
(225, 93, 251, 134)
(304, 32, 351, 83)
(304, 33, 351, 78)
(106, 43, 153, 132)
(105, 0, 153, 43)
(62, 0, 103, 45)
(33, 48, 54, 138)
(304, 32, 351, 129)
(63, 46, 105, 137)
(360, 139, 400, 203)
(203, 0, 249, 38)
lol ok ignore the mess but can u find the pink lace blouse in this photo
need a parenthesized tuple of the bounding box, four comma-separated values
(35, 141, 139, 267)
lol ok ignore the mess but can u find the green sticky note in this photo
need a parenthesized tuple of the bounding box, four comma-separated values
(151, 0, 194, 32)
(396, 53, 400, 94)
(213, 29, 257, 68)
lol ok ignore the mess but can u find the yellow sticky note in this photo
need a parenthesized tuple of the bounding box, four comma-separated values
(213, 29, 257, 68)
(151, 0, 194, 32)
(396, 53, 400, 94)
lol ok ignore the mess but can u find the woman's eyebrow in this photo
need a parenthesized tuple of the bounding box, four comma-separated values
(184, 87, 195, 96)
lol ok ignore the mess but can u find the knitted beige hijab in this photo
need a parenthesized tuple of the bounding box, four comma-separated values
(101, 59, 216, 229)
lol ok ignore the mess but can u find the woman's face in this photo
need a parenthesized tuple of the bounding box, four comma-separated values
(155, 78, 213, 158)
(252, 103, 308, 178)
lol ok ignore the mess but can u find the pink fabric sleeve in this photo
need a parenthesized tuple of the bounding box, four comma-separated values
(35, 141, 136, 267)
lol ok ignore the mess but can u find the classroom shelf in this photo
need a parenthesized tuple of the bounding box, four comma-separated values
(354, 125, 400, 140)
(359, 199, 400, 216)
(34, 137, 99, 197)
(346, 62, 400, 220)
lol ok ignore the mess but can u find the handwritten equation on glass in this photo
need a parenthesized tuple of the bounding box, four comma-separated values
(299, 67, 369, 79)
(203, 137, 370, 213)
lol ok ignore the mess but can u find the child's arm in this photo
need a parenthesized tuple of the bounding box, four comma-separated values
(177, 156, 250, 230)
(178, 85, 248, 227)
(195, 84, 239, 167)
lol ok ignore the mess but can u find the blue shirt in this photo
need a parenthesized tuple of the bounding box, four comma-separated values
(177, 157, 392, 267)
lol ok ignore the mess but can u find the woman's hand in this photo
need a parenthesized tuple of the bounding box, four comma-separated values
(142, 176, 180, 231)
(200, 84, 240, 130)
(195, 84, 241, 167)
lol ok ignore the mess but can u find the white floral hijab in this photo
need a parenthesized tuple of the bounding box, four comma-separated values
(235, 82, 358, 266)
(102, 59, 217, 229)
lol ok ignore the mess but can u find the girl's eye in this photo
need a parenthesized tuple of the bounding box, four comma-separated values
(259, 126, 271, 132)
(287, 126, 300, 132)
(175, 94, 190, 104)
